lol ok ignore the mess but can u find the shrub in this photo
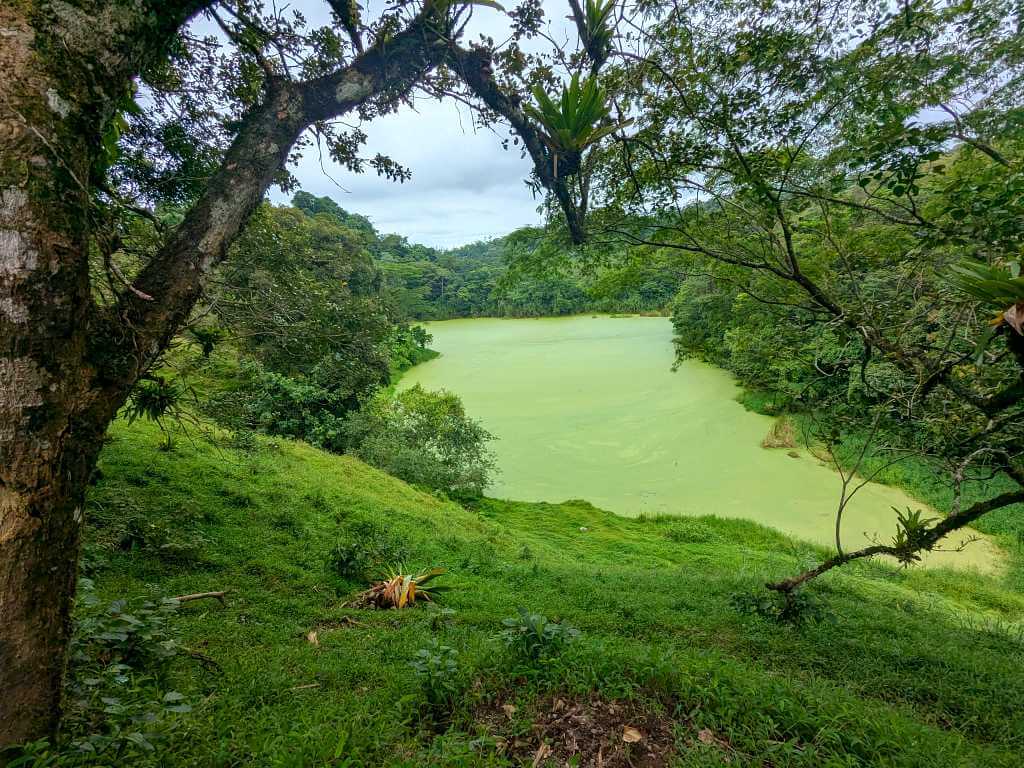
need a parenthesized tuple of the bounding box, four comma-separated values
(325, 520, 408, 581)
(60, 580, 191, 759)
(409, 641, 460, 720)
(730, 588, 831, 626)
(345, 385, 496, 496)
(499, 608, 580, 661)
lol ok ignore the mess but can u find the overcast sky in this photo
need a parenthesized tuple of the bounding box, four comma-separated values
(258, 1, 576, 249)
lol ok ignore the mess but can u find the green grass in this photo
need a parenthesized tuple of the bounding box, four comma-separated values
(54, 416, 1024, 767)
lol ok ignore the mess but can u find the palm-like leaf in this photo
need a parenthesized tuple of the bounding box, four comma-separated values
(523, 73, 631, 157)
(949, 262, 1024, 307)
(583, 0, 616, 58)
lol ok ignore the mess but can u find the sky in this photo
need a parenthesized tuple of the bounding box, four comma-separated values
(257, 1, 577, 249)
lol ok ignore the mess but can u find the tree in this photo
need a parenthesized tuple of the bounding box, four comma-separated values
(590, 0, 1024, 589)
(0, 0, 629, 744)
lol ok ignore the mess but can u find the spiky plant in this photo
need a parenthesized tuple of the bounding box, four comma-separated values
(523, 73, 630, 178)
(350, 567, 448, 609)
(582, 0, 616, 63)
(949, 260, 1024, 350)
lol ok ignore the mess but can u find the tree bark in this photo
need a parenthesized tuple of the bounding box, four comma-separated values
(0, 3, 103, 745)
(1, 1, 454, 749)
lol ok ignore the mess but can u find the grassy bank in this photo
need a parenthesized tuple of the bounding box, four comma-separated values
(34, 415, 1024, 766)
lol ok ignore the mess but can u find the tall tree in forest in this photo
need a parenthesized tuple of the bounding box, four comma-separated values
(590, 0, 1024, 588)
(0, 0, 619, 747)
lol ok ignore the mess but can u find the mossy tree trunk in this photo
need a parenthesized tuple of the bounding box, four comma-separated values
(0, 0, 452, 749)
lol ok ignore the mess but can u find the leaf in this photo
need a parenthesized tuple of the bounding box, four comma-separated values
(1005, 303, 1024, 335)
(162, 691, 186, 703)
(972, 323, 999, 365)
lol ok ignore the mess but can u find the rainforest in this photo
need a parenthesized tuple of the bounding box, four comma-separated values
(1, 1, 1023, 767)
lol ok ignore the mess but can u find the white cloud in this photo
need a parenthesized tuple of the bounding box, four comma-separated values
(263, 1, 575, 248)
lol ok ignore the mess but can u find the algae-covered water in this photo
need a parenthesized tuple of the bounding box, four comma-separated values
(400, 315, 999, 571)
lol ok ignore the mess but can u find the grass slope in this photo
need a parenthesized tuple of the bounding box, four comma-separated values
(73, 417, 1024, 767)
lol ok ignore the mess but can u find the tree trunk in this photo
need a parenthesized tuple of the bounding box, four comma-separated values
(0, 4, 107, 747)
(1, 0, 453, 749)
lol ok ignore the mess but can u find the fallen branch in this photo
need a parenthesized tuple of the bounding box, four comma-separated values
(184, 648, 222, 671)
(171, 590, 229, 605)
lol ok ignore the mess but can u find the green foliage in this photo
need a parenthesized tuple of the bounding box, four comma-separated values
(524, 74, 628, 165)
(326, 520, 408, 581)
(499, 608, 580, 661)
(889, 507, 940, 566)
(408, 641, 461, 718)
(59, 579, 189, 761)
(730, 589, 831, 627)
(52, 416, 1024, 765)
(345, 385, 496, 496)
(581, 0, 616, 62)
(122, 379, 181, 425)
(186, 326, 223, 358)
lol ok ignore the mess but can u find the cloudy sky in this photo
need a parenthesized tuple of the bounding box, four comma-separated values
(259, 1, 577, 248)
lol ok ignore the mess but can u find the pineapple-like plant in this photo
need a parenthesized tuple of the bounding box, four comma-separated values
(523, 73, 630, 178)
(350, 566, 448, 609)
(950, 260, 1024, 333)
(582, 0, 616, 63)
(949, 260, 1024, 362)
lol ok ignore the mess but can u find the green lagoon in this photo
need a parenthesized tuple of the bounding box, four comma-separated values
(401, 315, 999, 571)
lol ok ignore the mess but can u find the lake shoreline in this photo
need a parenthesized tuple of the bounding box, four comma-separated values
(400, 316, 1004, 574)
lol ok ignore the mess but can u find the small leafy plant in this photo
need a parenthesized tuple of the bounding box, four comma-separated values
(523, 74, 630, 177)
(409, 641, 460, 720)
(889, 507, 939, 565)
(730, 588, 830, 626)
(60, 579, 191, 759)
(499, 608, 580, 661)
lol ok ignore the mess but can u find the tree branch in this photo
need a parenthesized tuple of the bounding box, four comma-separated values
(109, 7, 453, 386)
(448, 44, 586, 243)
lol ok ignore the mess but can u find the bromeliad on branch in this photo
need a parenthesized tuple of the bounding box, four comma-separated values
(523, 73, 630, 180)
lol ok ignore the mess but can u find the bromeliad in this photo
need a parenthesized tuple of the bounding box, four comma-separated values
(350, 567, 449, 609)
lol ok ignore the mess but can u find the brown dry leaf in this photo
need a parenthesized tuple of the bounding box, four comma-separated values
(697, 728, 716, 745)
(531, 743, 552, 767)
(502, 704, 517, 719)
(622, 726, 643, 743)
(306, 630, 319, 646)
(1005, 303, 1024, 335)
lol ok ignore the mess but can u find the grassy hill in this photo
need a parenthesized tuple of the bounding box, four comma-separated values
(58, 417, 1024, 767)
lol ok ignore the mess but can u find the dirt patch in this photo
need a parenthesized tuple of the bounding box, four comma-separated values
(476, 693, 679, 767)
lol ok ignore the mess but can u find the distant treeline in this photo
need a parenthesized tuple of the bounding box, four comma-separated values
(288, 192, 679, 320)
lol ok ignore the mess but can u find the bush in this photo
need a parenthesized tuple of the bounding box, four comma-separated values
(325, 520, 408, 581)
(59, 579, 191, 760)
(730, 588, 831, 626)
(499, 608, 580, 661)
(345, 385, 496, 496)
